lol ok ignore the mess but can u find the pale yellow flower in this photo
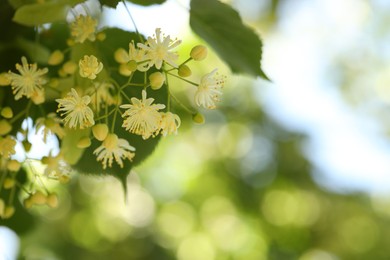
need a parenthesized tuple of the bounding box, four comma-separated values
(93, 133, 135, 169)
(194, 69, 225, 109)
(114, 42, 149, 76)
(159, 112, 181, 136)
(120, 90, 165, 139)
(0, 136, 16, 158)
(8, 56, 48, 100)
(79, 55, 103, 79)
(56, 88, 95, 129)
(41, 152, 71, 183)
(35, 113, 65, 142)
(70, 15, 97, 43)
(137, 28, 181, 69)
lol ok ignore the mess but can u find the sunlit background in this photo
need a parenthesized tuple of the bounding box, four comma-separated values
(3, 0, 390, 259)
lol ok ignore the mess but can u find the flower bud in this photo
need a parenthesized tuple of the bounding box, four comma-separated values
(192, 112, 205, 124)
(126, 60, 138, 72)
(0, 120, 12, 135)
(149, 72, 165, 90)
(3, 178, 15, 189)
(49, 78, 59, 88)
(48, 50, 64, 65)
(22, 140, 32, 152)
(0, 73, 10, 86)
(1, 107, 13, 119)
(92, 124, 109, 141)
(31, 191, 47, 205)
(178, 64, 192, 77)
(103, 134, 119, 150)
(3, 206, 15, 219)
(67, 38, 75, 46)
(59, 175, 70, 184)
(190, 45, 208, 61)
(24, 198, 33, 209)
(77, 137, 91, 148)
(31, 90, 45, 105)
(63, 61, 77, 75)
(7, 160, 20, 172)
(97, 32, 106, 41)
(58, 68, 67, 78)
(46, 193, 58, 208)
(0, 199, 4, 215)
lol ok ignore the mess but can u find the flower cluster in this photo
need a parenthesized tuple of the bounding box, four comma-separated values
(0, 9, 226, 218)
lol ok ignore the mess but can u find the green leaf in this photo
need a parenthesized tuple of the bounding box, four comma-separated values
(12, 1, 70, 26)
(14, 37, 50, 64)
(99, 0, 120, 8)
(12, 2, 69, 26)
(7, 0, 31, 9)
(190, 0, 268, 79)
(127, 0, 166, 6)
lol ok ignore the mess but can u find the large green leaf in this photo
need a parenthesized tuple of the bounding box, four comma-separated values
(12, 0, 85, 26)
(190, 0, 268, 79)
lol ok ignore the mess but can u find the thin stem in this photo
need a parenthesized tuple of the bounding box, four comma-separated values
(0, 170, 7, 194)
(111, 107, 119, 133)
(8, 185, 16, 206)
(181, 57, 192, 66)
(166, 71, 199, 86)
(38, 104, 46, 117)
(122, 0, 144, 43)
(164, 69, 171, 111)
(10, 100, 32, 124)
(170, 93, 196, 114)
(120, 89, 132, 103)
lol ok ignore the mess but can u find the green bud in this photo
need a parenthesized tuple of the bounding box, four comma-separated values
(190, 45, 208, 61)
(92, 124, 109, 141)
(7, 160, 21, 172)
(24, 198, 33, 209)
(126, 60, 138, 72)
(149, 72, 165, 90)
(0, 199, 4, 216)
(3, 178, 15, 189)
(178, 64, 192, 77)
(192, 112, 205, 124)
(0, 120, 12, 135)
(3, 206, 15, 219)
(1, 107, 13, 119)
(46, 193, 58, 208)
(22, 140, 32, 152)
(77, 137, 91, 148)
(31, 191, 47, 205)
(62, 61, 77, 75)
(97, 32, 106, 41)
(48, 50, 64, 65)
